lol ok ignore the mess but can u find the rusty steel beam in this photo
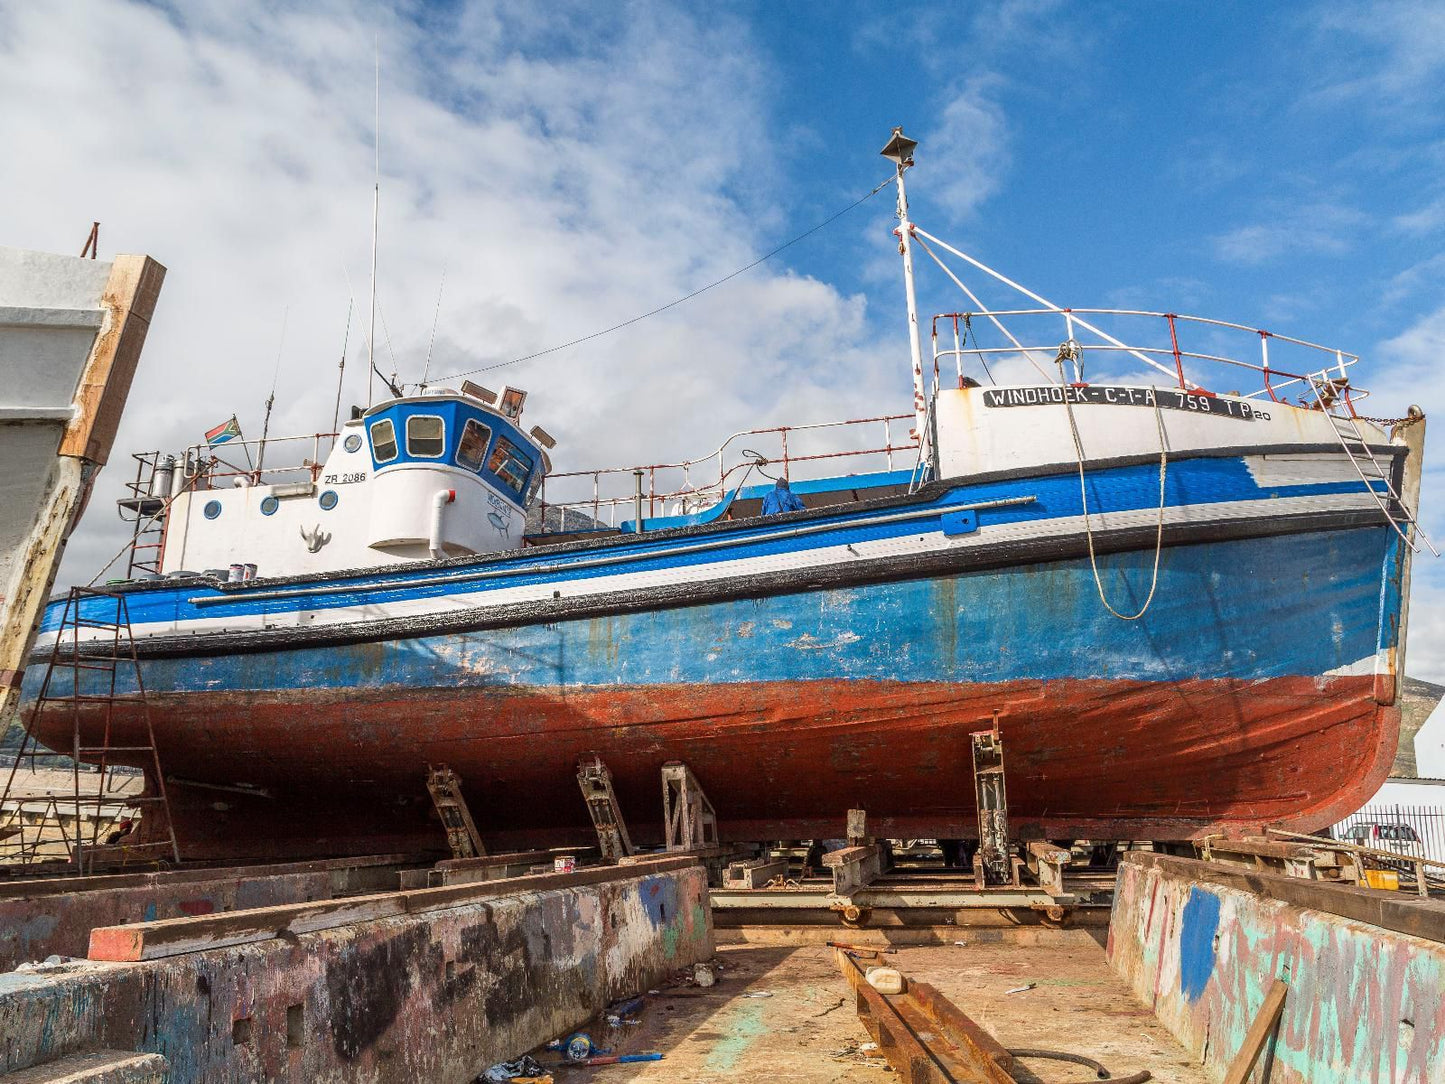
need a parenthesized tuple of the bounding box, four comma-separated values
(833, 948, 1015, 1084)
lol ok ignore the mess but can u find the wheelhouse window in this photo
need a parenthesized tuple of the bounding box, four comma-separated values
(406, 414, 446, 458)
(456, 418, 493, 472)
(369, 418, 398, 463)
(487, 436, 533, 497)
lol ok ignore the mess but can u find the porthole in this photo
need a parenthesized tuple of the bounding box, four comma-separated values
(260, 496, 280, 516)
(203, 500, 222, 520)
(319, 490, 339, 511)
(343, 433, 363, 453)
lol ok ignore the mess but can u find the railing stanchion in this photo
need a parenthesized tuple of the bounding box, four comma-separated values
(1165, 313, 1186, 390)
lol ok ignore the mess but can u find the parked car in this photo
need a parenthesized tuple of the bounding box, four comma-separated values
(1342, 822, 1425, 861)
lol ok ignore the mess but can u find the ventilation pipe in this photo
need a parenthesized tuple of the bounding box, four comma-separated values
(429, 489, 455, 559)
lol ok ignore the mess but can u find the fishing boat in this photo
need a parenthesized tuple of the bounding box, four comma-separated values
(16, 131, 1433, 861)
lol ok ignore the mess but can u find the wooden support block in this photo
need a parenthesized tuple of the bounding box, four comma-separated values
(822, 844, 884, 896)
(1223, 978, 1288, 1084)
(1025, 840, 1070, 896)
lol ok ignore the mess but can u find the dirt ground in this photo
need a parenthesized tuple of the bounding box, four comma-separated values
(529, 933, 1210, 1083)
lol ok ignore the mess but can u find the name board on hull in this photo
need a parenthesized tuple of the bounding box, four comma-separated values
(983, 385, 1267, 420)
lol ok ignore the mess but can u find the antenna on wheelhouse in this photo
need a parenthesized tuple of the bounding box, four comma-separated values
(332, 296, 353, 436)
(881, 127, 926, 440)
(256, 305, 289, 476)
(367, 37, 380, 407)
(420, 264, 447, 390)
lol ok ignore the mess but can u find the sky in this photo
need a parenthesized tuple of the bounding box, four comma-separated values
(1, 0, 1443, 678)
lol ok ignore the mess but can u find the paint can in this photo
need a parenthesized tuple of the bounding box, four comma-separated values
(554, 855, 576, 873)
(243, 563, 258, 581)
(227, 564, 245, 583)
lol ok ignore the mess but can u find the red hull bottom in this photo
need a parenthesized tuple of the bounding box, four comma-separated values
(32, 676, 1396, 861)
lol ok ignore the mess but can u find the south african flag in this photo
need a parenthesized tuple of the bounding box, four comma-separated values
(204, 416, 242, 445)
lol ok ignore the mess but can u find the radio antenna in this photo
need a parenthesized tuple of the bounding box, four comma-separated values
(256, 304, 289, 475)
(420, 264, 447, 389)
(332, 296, 354, 435)
(367, 36, 380, 407)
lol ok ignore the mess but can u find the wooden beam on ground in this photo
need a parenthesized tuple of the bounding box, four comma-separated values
(1223, 979, 1288, 1084)
(89, 854, 698, 962)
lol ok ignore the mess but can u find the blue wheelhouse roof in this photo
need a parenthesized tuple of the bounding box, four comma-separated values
(362, 395, 546, 505)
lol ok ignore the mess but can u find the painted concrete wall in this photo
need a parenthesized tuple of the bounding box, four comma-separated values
(1108, 854, 1445, 1083)
(0, 860, 402, 971)
(0, 865, 712, 1082)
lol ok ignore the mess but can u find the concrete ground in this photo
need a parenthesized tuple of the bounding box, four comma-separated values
(551, 934, 1211, 1083)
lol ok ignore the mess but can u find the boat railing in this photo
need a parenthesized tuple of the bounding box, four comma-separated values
(180, 432, 340, 489)
(535, 414, 917, 533)
(928, 308, 1373, 414)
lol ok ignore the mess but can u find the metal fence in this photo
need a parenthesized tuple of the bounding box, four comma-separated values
(1331, 804, 1445, 865)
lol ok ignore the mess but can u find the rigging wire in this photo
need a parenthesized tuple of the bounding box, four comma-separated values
(424, 174, 897, 385)
(421, 264, 447, 387)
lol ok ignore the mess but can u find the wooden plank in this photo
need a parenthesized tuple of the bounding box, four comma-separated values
(0, 853, 411, 900)
(58, 254, 166, 464)
(1223, 979, 1288, 1084)
(0, 1049, 168, 1083)
(88, 854, 698, 962)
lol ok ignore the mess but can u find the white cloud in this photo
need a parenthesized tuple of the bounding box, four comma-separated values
(1211, 203, 1364, 265)
(925, 76, 1011, 220)
(1365, 307, 1445, 682)
(1394, 194, 1445, 235)
(1306, 1, 1445, 109)
(0, 0, 926, 582)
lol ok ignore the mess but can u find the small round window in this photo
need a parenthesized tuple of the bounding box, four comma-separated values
(260, 495, 279, 516)
(343, 433, 363, 453)
(203, 500, 222, 520)
(319, 490, 339, 511)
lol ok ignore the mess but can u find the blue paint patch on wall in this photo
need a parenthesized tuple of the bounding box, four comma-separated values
(637, 875, 678, 927)
(1179, 886, 1222, 1002)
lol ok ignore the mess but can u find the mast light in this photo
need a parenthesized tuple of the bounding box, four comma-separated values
(880, 127, 917, 169)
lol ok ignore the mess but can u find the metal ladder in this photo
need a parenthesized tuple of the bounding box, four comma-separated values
(0, 587, 180, 872)
(1310, 376, 1437, 557)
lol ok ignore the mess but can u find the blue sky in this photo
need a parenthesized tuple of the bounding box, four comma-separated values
(1, 0, 1442, 676)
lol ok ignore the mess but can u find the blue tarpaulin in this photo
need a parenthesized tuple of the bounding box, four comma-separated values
(761, 480, 805, 515)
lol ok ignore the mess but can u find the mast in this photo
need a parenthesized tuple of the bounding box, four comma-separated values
(368, 40, 380, 407)
(881, 127, 925, 438)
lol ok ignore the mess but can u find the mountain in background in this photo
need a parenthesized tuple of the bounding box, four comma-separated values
(1395, 676, 1445, 778)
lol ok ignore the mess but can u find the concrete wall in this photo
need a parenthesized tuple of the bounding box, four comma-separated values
(1108, 853, 1445, 1083)
(0, 858, 403, 970)
(0, 865, 712, 1083)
